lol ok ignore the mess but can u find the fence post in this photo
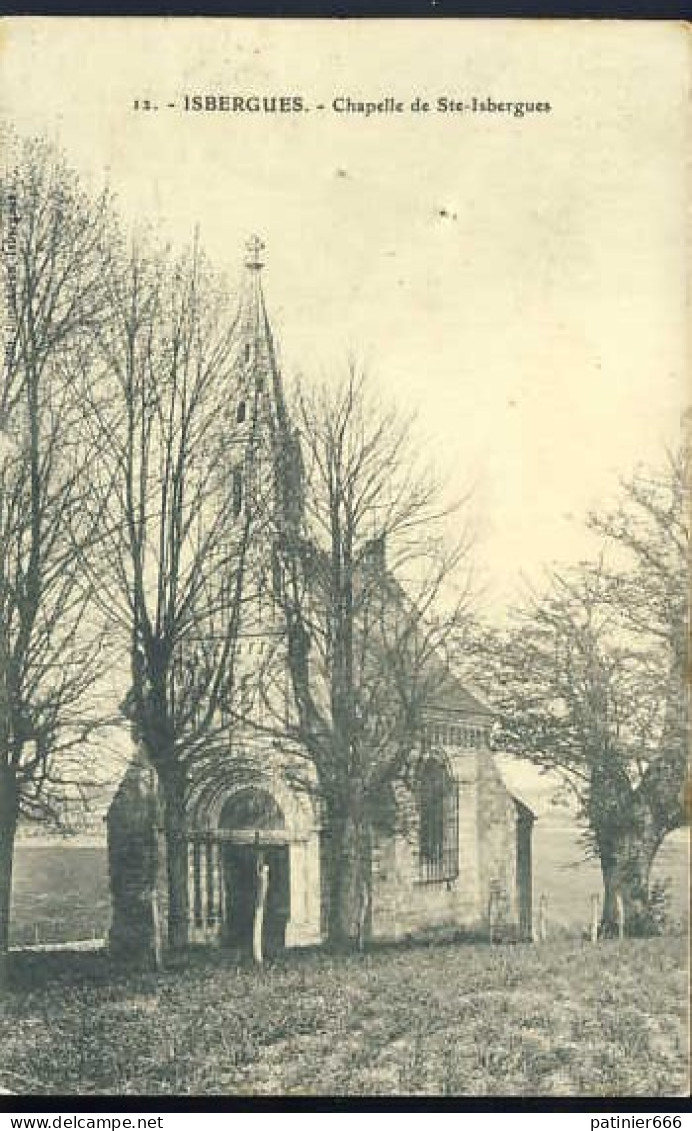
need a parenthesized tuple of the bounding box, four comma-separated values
(590, 894, 599, 944)
(615, 892, 625, 940)
(536, 894, 548, 943)
(252, 854, 269, 965)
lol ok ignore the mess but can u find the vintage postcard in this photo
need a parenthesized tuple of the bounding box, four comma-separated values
(0, 17, 689, 1101)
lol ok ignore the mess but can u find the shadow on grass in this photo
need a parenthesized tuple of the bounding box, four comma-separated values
(4, 934, 483, 998)
(6, 941, 332, 994)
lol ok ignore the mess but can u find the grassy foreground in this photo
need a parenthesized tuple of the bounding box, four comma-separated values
(1, 937, 688, 1097)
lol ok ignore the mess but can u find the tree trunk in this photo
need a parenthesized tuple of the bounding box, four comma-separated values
(0, 764, 19, 989)
(599, 831, 659, 938)
(161, 774, 189, 952)
(325, 808, 372, 952)
(106, 750, 162, 968)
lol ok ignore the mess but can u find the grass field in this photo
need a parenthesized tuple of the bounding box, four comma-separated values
(10, 842, 111, 946)
(10, 825, 689, 945)
(533, 823, 689, 936)
(1, 937, 688, 1097)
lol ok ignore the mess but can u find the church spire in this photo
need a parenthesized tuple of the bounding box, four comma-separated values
(235, 234, 288, 430)
(244, 234, 266, 272)
(232, 236, 303, 535)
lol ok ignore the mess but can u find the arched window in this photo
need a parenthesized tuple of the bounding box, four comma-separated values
(219, 787, 285, 832)
(418, 758, 459, 884)
(236, 400, 246, 424)
(232, 466, 243, 518)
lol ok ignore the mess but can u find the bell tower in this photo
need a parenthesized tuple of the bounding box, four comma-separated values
(226, 237, 303, 729)
(226, 236, 302, 534)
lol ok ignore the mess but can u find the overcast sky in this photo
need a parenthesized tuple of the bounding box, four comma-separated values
(2, 18, 688, 612)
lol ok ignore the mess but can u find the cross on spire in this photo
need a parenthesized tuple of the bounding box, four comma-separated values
(245, 234, 266, 271)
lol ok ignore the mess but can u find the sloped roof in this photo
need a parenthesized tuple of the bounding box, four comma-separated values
(492, 757, 537, 819)
(422, 652, 494, 717)
(510, 791, 536, 820)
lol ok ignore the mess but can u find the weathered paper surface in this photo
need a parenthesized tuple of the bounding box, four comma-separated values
(2, 18, 688, 588)
(1, 17, 689, 1099)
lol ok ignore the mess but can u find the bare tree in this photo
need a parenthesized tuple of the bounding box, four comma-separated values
(588, 442, 688, 931)
(272, 369, 475, 950)
(475, 444, 688, 936)
(81, 234, 260, 951)
(0, 135, 113, 983)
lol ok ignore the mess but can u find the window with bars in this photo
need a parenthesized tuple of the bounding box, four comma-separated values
(418, 758, 459, 884)
(191, 838, 218, 929)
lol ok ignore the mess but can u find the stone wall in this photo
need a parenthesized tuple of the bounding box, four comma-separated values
(476, 751, 520, 941)
(369, 747, 525, 943)
(107, 750, 164, 965)
(107, 737, 531, 955)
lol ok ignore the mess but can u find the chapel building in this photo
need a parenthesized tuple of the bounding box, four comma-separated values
(107, 239, 534, 958)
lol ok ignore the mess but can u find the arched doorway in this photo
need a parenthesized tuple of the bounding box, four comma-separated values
(219, 787, 290, 957)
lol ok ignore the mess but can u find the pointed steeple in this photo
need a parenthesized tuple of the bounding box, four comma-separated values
(232, 237, 303, 537)
(226, 239, 304, 729)
(234, 235, 289, 435)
